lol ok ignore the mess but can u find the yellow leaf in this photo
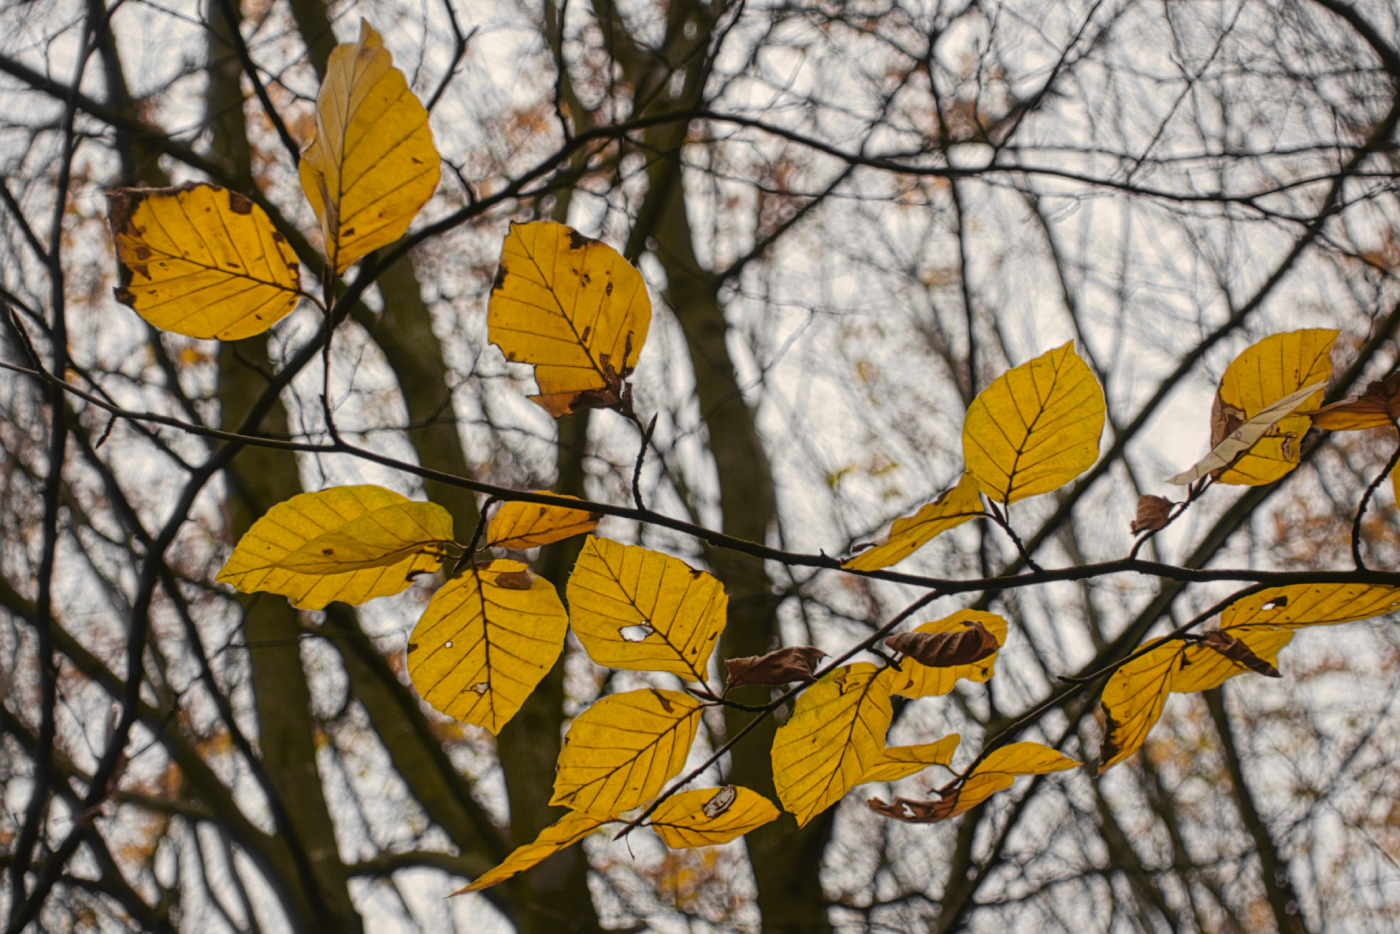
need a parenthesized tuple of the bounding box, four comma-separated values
(771, 663, 893, 827)
(1221, 583, 1400, 630)
(451, 811, 607, 894)
(216, 486, 451, 610)
(878, 611, 1006, 699)
(407, 560, 568, 734)
(1300, 372, 1400, 431)
(648, 786, 780, 848)
(488, 221, 651, 417)
(551, 689, 703, 816)
(487, 494, 601, 550)
(108, 183, 301, 340)
(1170, 626, 1294, 694)
(860, 734, 961, 783)
(299, 20, 440, 274)
(1166, 380, 1326, 485)
(567, 538, 727, 682)
(1211, 329, 1338, 486)
(843, 474, 983, 571)
(938, 742, 1079, 820)
(962, 342, 1105, 504)
(1097, 639, 1183, 774)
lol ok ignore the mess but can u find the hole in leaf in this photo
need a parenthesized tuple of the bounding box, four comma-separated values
(1261, 597, 1288, 610)
(445, 640, 454, 649)
(470, 682, 488, 695)
(619, 624, 655, 642)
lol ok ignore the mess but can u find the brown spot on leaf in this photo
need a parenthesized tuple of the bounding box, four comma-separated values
(651, 688, 673, 713)
(1200, 630, 1281, 677)
(493, 570, 534, 590)
(568, 229, 595, 250)
(322, 548, 335, 556)
(493, 266, 508, 291)
(134, 246, 151, 261)
(227, 191, 254, 215)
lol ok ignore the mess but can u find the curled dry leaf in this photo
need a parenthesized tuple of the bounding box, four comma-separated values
(725, 645, 827, 689)
(885, 619, 998, 668)
(1301, 371, 1400, 431)
(1198, 630, 1281, 678)
(1130, 495, 1173, 535)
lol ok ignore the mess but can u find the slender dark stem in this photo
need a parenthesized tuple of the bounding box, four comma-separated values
(632, 413, 657, 512)
(214, 0, 301, 168)
(985, 499, 1042, 572)
(1351, 422, 1400, 570)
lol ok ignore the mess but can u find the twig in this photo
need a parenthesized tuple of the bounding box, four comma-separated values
(632, 413, 657, 511)
(1351, 422, 1400, 570)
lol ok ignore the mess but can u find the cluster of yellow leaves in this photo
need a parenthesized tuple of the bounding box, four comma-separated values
(109, 20, 439, 339)
(1098, 582, 1400, 772)
(845, 342, 1105, 571)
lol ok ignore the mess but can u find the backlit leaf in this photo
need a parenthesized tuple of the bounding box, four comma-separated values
(486, 494, 600, 550)
(299, 20, 440, 274)
(108, 183, 301, 340)
(1187, 329, 1337, 486)
(1166, 380, 1326, 485)
(216, 485, 450, 610)
(1221, 583, 1400, 630)
(962, 342, 1105, 504)
(771, 663, 893, 827)
(488, 221, 651, 417)
(1301, 371, 1400, 431)
(551, 689, 703, 816)
(451, 811, 607, 894)
(1097, 639, 1182, 774)
(885, 619, 998, 668)
(407, 560, 568, 733)
(1170, 626, 1293, 694)
(868, 741, 1078, 822)
(843, 473, 983, 571)
(567, 537, 726, 682)
(649, 786, 780, 848)
(878, 611, 1007, 699)
(860, 734, 961, 783)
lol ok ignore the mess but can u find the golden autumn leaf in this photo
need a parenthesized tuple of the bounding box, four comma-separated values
(406, 560, 568, 734)
(868, 741, 1078, 822)
(771, 663, 893, 827)
(1170, 626, 1292, 694)
(216, 486, 451, 610)
(487, 221, 651, 417)
(878, 610, 1007, 699)
(1221, 582, 1400, 630)
(842, 473, 983, 571)
(1097, 638, 1182, 774)
(962, 342, 1106, 504)
(859, 734, 961, 783)
(486, 494, 601, 550)
(1301, 371, 1400, 431)
(299, 19, 440, 274)
(451, 811, 608, 894)
(1166, 380, 1326, 486)
(648, 786, 780, 848)
(108, 183, 301, 340)
(551, 689, 702, 816)
(1189, 329, 1337, 486)
(567, 538, 727, 682)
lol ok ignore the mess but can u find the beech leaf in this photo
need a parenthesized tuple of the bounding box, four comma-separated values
(1130, 495, 1173, 535)
(842, 473, 983, 571)
(648, 786, 780, 848)
(1197, 630, 1281, 678)
(488, 221, 651, 417)
(878, 610, 1007, 699)
(725, 646, 827, 689)
(885, 618, 998, 668)
(1300, 371, 1400, 431)
(108, 183, 301, 340)
(451, 811, 607, 894)
(486, 494, 601, 550)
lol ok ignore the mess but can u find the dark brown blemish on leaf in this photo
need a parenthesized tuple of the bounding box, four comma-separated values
(227, 191, 254, 215)
(493, 266, 508, 291)
(605, 281, 613, 296)
(407, 642, 418, 652)
(322, 548, 335, 556)
(568, 229, 593, 250)
(134, 246, 151, 261)
(651, 688, 674, 713)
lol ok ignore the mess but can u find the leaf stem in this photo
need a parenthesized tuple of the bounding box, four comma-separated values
(1351, 421, 1400, 570)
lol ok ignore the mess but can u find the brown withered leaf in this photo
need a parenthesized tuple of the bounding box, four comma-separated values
(866, 795, 950, 823)
(1130, 495, 1173, 535)
(885, 620, 998, 668)
(1198, 630, 1281, 678)
(725, 646, 827, 689)
(1301, 371, 1400, 431)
